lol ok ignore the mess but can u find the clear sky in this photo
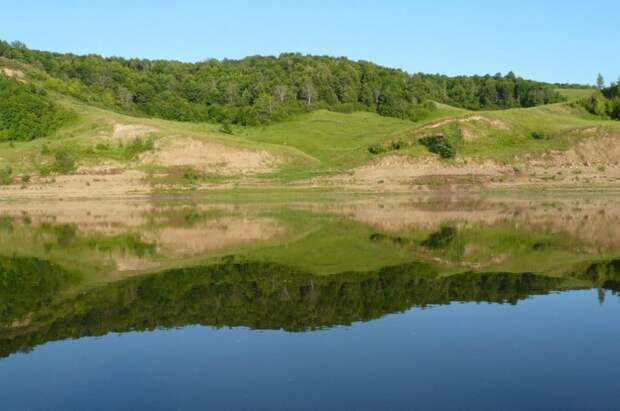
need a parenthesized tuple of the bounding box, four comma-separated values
(1, 0, 618, 85)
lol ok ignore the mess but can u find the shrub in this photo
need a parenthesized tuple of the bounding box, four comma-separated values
(0, 77, 73, 141)
(219, 121, 234, 135)
(531, 131, 550, 140)
(419, 136, 456, 158)
(0, 165, 12, 185)
(582, 95, 607, 116)
(183, 167, 203, 182)
(579, 92, 620, 119)
(123, 136, 155, 159)
(419, 124, 463, 158)
(53, 148, 75, 174)
(368, 144, 387, 155)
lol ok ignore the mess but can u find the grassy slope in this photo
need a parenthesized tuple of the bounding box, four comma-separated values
(0, 92, 462, 179)
(0, 94, 309, 175)
(392, 102, 620, 163)
(2, 97, 617, 181)
(0, 58, 618, 184)
(239, 110, 415, 179)
(457, 104, 618, 161)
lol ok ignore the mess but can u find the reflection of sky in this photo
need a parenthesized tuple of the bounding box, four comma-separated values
(1, 289, 618, 410)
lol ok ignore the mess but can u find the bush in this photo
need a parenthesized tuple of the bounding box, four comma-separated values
(0, 77, 73, 141)
(582, 95, 608, 116)
(419, 136, 456, 158)
(419, 124, 463, 158)
(53, 148, 75, 174)
(531, 131, 550, 140)
(123, 136, 155, 159)
(183, 167, 203, 182)
(368, 144, 387, 155)
(0, 165, 12, 185)
(390, 140, 404, 150)
(579, 92, 620, 120)
(219, 121, 233, 135)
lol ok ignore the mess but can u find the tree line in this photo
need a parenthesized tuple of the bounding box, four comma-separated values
(0, 40, 565, 126)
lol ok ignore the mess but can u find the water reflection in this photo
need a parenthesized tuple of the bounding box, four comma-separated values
(0, 195, 620, 358)
(1, 255, 619, 358)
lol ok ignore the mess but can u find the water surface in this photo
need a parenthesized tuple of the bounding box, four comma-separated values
(1, 195, 619, 410)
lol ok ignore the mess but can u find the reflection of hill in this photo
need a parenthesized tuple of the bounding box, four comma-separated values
(1, 258, 593, 358)
(305, 197, 620, 249)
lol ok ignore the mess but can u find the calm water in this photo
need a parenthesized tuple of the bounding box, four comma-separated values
(1, 195, 619, 410)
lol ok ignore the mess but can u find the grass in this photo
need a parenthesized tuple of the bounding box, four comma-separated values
(556, 87, 597, 100)
(389, 102, 620, 163)
(0, 74, 619, 186)
(238, 110, 413, 177)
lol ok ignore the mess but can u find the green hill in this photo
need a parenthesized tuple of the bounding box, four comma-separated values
(0, 40, 567, 125)
(0, 42, 617, 194)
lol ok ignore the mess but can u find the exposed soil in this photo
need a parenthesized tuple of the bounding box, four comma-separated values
(421, 115, 509, 131)
(112, 123, 158, 141)
(1, 67, 25, 80)
(316, 155, 511, 191)
(141, 137, 278, 175)
(416, 115, 510, 142)
(0, 170, 151, 199)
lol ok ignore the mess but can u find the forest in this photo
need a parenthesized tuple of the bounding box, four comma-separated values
(0, 40, 565, 126)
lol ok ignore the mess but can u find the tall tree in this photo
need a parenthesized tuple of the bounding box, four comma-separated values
(597, 73, 605, 90)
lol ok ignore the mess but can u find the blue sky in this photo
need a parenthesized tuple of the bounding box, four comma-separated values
(2, 0, 618, 85)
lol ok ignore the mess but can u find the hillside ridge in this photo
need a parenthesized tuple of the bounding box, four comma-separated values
(0, 42, 618, 196)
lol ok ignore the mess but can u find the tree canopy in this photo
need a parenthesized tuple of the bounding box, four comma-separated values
(0, 40, 565, 126)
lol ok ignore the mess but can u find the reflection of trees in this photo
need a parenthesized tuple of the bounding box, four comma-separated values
(0, 259, 577, 358)
(372, 225, 465, 261)
(571, 259, 620, 294)
(0, 257, 79, 324)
